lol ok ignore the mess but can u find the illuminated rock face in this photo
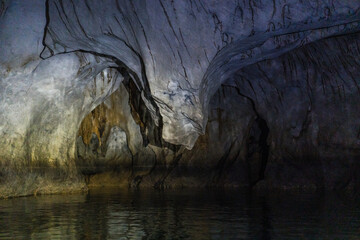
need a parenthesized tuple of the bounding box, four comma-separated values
(41, 0, 360, 148)
(0, 0, 360, 195)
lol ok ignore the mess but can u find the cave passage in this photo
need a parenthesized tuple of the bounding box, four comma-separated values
(247, 117, 270, 186)
(2, 1, 360, 239)
(1, 0, 360, 198)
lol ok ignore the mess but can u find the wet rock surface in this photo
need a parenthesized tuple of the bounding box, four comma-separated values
(42, 0, 360, 148)
(0, 0, 360, 196)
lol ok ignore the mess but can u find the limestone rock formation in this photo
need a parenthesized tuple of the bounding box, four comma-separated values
(42, 0, 360, 148)
(0, 0, 360, 196)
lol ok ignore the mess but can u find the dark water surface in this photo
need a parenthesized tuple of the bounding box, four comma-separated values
(0, 188, 360, 239)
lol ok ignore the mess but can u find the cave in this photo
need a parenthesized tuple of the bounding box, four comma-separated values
(1, 1, 360, 238)
(0, 0, 359, 195)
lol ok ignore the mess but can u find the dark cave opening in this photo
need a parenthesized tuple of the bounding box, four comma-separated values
(247, 117, 269, 187)
(257, 117, 270, 182)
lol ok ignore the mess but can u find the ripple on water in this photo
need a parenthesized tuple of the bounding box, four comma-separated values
(1, 189, 360, 239)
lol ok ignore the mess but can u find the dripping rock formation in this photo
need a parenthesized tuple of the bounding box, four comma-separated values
(0, 0, 360, 197)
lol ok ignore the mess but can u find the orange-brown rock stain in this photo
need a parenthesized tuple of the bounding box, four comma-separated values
(77, 89, 129, 146)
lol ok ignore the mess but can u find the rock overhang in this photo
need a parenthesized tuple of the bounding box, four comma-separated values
(2, 0, 360, 150)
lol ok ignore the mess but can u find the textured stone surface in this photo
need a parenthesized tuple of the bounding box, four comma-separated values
(0, 0, 360, 196)
(42, 0, 360, 148)
(76, 31, 360, 190)
(234, 33, 360, 189)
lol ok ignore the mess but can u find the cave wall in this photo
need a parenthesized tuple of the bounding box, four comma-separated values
(75, 32, 360, 190)
(76, 84, 156, 187)
(233, 33, 360, 190)
(0, 1, 124, 196)
(76, 82, 257, 188)
(42, 0, 360, 148)
(0, 0, 360, 196)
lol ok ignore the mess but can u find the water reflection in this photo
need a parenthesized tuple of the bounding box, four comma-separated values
(1, 189, 360, 239)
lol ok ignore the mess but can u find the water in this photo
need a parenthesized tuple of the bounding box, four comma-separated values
(1, 188, 360, 239)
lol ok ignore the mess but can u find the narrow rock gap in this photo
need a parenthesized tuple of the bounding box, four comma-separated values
(235, 90, 270, 187)
(255, 117, 269, 183)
